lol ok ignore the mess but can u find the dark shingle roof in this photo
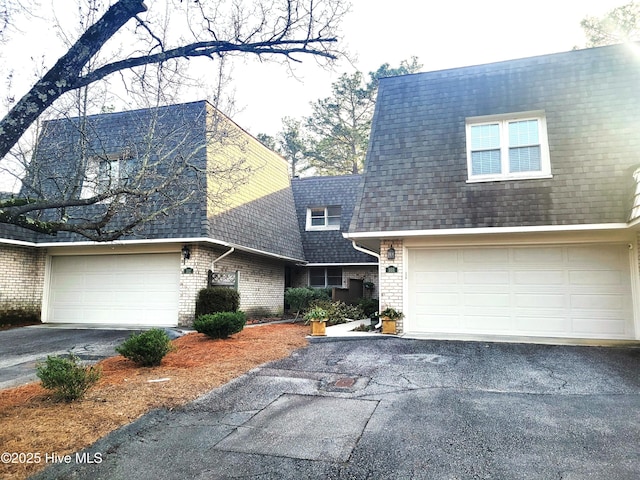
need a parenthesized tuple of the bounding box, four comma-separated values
(292, 175, 376, 264)
(208, 185, 305, 260)
(351, 43, 640, 233)
(19, 101, 210, 242)
(1, 101, 305, 261)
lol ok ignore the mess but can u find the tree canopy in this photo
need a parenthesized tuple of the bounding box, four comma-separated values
(267, 57, 421, 177)
(580, 1, 640, 47)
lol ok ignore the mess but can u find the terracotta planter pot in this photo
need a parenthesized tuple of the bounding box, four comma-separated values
(381, 316, 397, 335)
(310, 320, 327, 336)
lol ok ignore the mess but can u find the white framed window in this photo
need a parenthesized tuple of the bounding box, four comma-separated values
(466, 111, 551, 182)
(81, 151, 136, 199)
(306, 206, 341, 231)
(309, 267, 343, 288)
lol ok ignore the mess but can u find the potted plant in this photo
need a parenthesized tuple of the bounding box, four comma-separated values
(304, 306, 328, 336)
(379, 307, 403, 335)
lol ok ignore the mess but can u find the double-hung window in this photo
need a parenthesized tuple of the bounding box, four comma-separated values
(306, 206, 341, 231)
(466, 112, 551, 182)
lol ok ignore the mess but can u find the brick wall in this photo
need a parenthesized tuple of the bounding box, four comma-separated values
(179, 244, 285, 325)
(379, 239, 404, 332)
(0, 245, 46, 320)
(178, 245, 212, 325)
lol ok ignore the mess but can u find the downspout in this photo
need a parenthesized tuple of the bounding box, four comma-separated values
(350, 240, 380, 260)
(211, 247, 235, 271)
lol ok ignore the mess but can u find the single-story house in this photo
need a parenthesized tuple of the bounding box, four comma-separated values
(346, 43, 640, 342)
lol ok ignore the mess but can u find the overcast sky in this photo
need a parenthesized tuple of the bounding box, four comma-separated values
(228, 0, 627, 136)
(0, 0, 629, 139)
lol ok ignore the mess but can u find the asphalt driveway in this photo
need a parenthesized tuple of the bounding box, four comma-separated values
(31, 336, 640, 479)
(0, 326, 144, 389)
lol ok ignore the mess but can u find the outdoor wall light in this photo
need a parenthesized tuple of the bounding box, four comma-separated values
(387, 244, 395, 260)
(182, 245, 191, 262)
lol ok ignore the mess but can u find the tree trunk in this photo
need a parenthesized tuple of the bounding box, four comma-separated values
(0, 0, 146, 161)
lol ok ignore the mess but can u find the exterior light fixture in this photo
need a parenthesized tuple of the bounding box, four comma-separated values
(387, 244, 395, 260)
(182, 245, 191, 262)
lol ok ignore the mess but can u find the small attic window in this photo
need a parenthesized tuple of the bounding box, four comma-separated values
(306, 206, 341, 231)
(81, 150, 136, 199)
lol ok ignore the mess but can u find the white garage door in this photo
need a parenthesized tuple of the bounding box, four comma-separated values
(407, 244, 635, 340)
(47, 253, 180, 326)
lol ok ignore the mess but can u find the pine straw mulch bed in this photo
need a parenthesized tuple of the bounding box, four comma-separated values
(0, 323, 309, 480)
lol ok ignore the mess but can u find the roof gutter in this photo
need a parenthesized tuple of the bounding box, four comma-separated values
(350, 240, 380, 260)
(6, 236, 306, 264)
(344, 223, 631, 239)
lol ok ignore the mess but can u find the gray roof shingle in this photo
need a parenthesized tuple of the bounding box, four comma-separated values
(351, 43, 640, 233)
(292, 175, 377, 264)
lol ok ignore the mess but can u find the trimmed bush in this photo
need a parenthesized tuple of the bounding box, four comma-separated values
(115, 328, 174, 367)
(194, 311, 247, 339)
(358, 298, 379, 317)
(36, 354, 101, 402)
(285, 287, 331, 319)
(195, 287, 240, 316)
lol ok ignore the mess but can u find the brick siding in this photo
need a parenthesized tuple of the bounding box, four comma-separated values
(0, 245, 46, 319)
(179, 244, 286, 325)
(379, 239, 404, 332)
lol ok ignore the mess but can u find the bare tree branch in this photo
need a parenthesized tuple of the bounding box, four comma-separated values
(0, 0, 346, 162)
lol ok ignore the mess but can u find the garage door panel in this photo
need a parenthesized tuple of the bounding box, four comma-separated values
(516, 316, 571, 333)
(416, 293, 459, 307)
(567, 247, 623, 265)
(463, 248, 508, 263)
(463, 293, 510, 307)
(570, 294, 626, 310)
(463, 271, 509, 285)
(569, 270, 626, 286)
(47, 254, 180, 326)
(572, 318, 628, 335)
(407, 244, 634, 340)
(513, 247, 564, 263)
(414, 249, 458, 268)
(415, 271, 458, 284)
(514, 293, 566, 308)
(514, 270, 565, 285)
(416, 313, 460, 330)
(461, 315, 512, 331)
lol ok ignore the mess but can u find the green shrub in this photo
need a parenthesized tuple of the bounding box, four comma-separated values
(305, 300, 365, 325)
(326, 301, 365, 325)
(194, 311, 247, 339)
(285, 287, 331, 319)
(115, 328, 174, 367)
(195, 287, 240, 316)
(36, 354, 101, 402)
(358, 298, 380, 317)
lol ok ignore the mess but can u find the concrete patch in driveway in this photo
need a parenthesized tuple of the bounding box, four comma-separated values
(214, 393, 378, 461)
